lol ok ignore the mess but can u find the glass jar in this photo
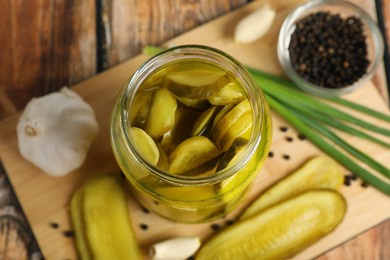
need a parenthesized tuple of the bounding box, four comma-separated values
(110, 45, 272, 223)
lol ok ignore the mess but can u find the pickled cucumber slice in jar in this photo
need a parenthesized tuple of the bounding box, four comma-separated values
(212, 99, 251, 148)
(145, 88, 177, 138)
(161, 107, 200, 153)
(165, 70, 229, 99)
(240, 156, 344, 220)
(176, 96, 211, 109)
(208, 82, 245, 106)
(219, 112, 252, 152)
(168, 136, 219, 175)
(212, 104, 234, 129)
(217, 138, 248, 171)
(156, 144, 170, 171)
(191, 106, 219, 136)
(130, 91, 153, 125)
(196, 190, 347, 260)
(130, 127, 159, 166)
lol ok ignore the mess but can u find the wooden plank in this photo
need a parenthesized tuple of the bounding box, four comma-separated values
(0, 0, 389, 259)
(0, 0, 97, 119)
(98, 0, 250, 68)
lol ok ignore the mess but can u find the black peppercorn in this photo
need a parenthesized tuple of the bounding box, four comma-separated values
(288, 12, 369, 89)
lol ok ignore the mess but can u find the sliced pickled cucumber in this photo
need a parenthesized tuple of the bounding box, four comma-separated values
(177, 96, 211, 109)
(156, 143, 170, 171)
(154, 185, 216, 201)
(130, 127, 159, 165)
(240, 156, 344, 220)
(168, 136, 219, 174)
(196, 190, 347, 260)
(212, 104, 234, 129)
(81, 174, 142, 260)
(217, 138, 248, 171)
(70, 188, 92, 260)
(181, 157, 219, 177)
(219, 112, 252, 152)
(145, 88, 177, 138)
(130, 91, 153, 125)
(165, 70, 229, 99)
(161, 107, 200, 153)
(217, 146, 258, 195)
(191, 106, 219, 136)
(208, 82, 245, 106)
(212, 99, 251, 147)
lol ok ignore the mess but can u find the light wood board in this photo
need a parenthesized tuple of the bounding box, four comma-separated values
(0, 0, 389, 259)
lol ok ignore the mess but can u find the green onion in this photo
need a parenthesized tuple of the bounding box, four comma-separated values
(268, 95, 389, 178)
(268, 90, 390, 149)
(265, 94, 390, 195)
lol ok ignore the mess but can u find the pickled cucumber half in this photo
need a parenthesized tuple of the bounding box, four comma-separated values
(240, 156, 344, 220)
(196, 190, 347, 260)
(165, 70, 229, 99)
(130, 127, 159, 166)
(130, 91, 153, 125)
(71, 174, 142, 260)
(70, 189, 92, 260)
(208, 82, 245, 106)
(212, 99, 251, 148)
(168, 136, 219, 174)
(191, 106, 219, 136)
(145, 88, 177, 138)
(219, 112, 252, 152)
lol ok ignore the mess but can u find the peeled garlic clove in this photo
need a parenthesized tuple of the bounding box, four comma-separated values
(149, 237, 201, 260)
(234, 3, 276, 44)
(17, 87, 99, 177)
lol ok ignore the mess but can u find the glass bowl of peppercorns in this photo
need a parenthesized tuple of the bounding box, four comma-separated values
(277, 0, 384, 97)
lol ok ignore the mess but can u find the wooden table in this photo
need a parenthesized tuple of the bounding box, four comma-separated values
(0, 0, 389, 259)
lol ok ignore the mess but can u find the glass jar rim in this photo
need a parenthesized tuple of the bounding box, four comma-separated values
(120, 44, 265, 186)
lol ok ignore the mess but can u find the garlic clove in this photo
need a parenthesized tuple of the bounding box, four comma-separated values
(17, 87, 99, 177)
(149, 237, 201, 260)
(234, 3, 276, 44)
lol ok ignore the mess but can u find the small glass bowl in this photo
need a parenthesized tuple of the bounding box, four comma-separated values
(277, 0, 384, 97)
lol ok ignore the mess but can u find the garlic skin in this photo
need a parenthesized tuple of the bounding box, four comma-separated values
(17, 87, 99, 177)
(234, 3, 276, 44)
(149, 237, 201, 260)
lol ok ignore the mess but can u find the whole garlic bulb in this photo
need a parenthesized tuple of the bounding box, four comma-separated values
(17, 87, 99, 177)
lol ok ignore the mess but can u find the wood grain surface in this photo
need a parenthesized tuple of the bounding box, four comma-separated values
(0, 0, 389, 259)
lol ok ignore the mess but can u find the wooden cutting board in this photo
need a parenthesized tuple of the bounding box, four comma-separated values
(0, 0, 389, 259)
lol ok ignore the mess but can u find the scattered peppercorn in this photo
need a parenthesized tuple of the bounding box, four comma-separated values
(343, 175, 352, 186)
(63, 230, 74, 238)
(141, 206, 150, 214)
(285, 136, 294, 142)
(297, 133, 307, 140)
(225, 219, 235, 226)
(140, 223, 148, 230)
(50, 222, 59, 229)
(361, 181, 369, 188)
(211, 223, 221, 231)
(279, 126, 288, 132)
(289, 12, 369, 88)
(282, 154, 290, 160)
(268, 151, 274, 158)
